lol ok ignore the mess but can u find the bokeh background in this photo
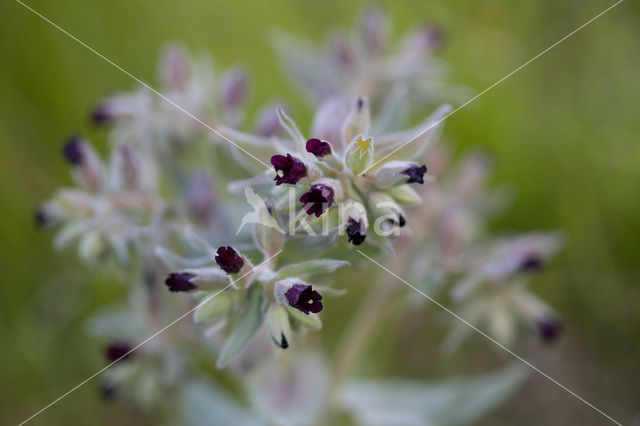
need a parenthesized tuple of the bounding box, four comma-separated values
(1, 0, 639, 424)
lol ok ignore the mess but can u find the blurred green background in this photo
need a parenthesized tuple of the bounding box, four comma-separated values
(1, 0, 639, 424)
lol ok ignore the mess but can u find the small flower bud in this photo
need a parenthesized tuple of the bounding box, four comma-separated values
(341, 97, 370, 146)
(115, 143, 140, 190)
(271, 154, 307, 186)
(266, 304, 292, 349)
(403, 25, 446, 58)
(536, 315, 562, 343)
(34, 206, 51, 228)
(387, 185, 422, 205)
(62, 135, 85, 166)
(253, 199, 284, 256)
(215, 246, 244, 274)
(285, 284, 323, 315)
(312, 98, 348, 146)
(360, 6, 388, 55)
(218, 67, 249, 110)
(90, 101, 116, 126)
(300, 184, 335, 217)
(305, 138, 332, 158)
(186, 171, 215, 224)
(165, 272, 198, 292)
(255, 103, 285, 137)
(105, 341, 136, 362)
(329, 33, 356, 71)
(519, 255, 544, 272)
(158, 43, 190, 91)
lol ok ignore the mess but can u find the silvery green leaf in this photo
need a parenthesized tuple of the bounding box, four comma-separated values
(153, 246, 211, 269)
(313, 286, 347, 297)
(276, 106, 306, 151)
(175, 380, 261, 426)
(266, 304, 291, 349)
(78, 230, 104, 261)
(182, 267, 229, 286)
(53, 221, 86, 249)
(216, 285, 264, 368)
(288, 307, 322, 330)
(372, 84, 410, 135)
(194, 292, 232, 324)
(270, 30, 336, 102)
(219, 125, 293, 164)
(342, 364, 527, 425)
(274, 259, 349, 281)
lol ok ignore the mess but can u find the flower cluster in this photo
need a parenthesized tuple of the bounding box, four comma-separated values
(35, 7, 564, 422)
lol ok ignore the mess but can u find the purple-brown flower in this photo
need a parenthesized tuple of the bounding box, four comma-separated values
(215, 246, 244, 274)
(519, 255, 544, 273)
(537, 315, 562, 343)
(62, 135, 85, 165)
(285, 284, 323, 315)
(105, 341, 135, 362)
(402, 164, 427, 184)
(271, 154, 307, 185)
(165, 272, 197, 292)
(306, 138, 332, 158)
(34, 207, 50, 228)
(91, 102, 115, 126)
(346, 218, 366, 245)
(300, 184, 334, 217)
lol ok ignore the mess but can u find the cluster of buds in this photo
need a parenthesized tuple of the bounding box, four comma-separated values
(223, 96, 452, 250)
(272, 5, 452, 107)
(158, 230, 348, 366)
(36, 135, 159, 263)
(445, 232, 564, 347)
(34, 6, 566, 420)
(91, 43, 251, 149)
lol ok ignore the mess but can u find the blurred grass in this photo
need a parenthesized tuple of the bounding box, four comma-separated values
(1, 0, 639, 424)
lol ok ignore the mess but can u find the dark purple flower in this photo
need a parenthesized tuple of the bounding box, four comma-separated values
(285, 284, 323, 315)
(271, 154, 307, 185)
(34, 207, 50, 228)
(91, 102, 115, 126)
(62, 135, 85, 165)
(306, 138, 332, 158)
(386, 213, 406, 228)
(402, 164, 427, 184)
(100, 380, 118, 400)
(346, 218, 366, 245)
(537, 315, 562, 343)
(105, 341, 135, 362)
(519, 255, 544, 273)
(215, 246, 244, 274)
(165, 272, 197, 292)
(300, 184, 334, 217)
